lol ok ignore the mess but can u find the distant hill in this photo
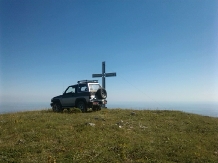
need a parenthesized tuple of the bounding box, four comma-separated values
(0, 109, 218, 162)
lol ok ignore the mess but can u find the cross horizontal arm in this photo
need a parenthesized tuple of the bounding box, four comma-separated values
(92, 72, 117, 78)
(105, 72, 116, 77)
(92, 74, 103, 78)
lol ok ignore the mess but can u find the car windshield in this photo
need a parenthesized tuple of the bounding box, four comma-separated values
(89, 84, 100, 92)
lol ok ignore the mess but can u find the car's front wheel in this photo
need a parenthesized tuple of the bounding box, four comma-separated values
(52, 103, 62, 112)
(77, 101, 87, 113)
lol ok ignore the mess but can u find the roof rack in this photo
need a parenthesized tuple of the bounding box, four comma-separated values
(77, 80, 98, 84)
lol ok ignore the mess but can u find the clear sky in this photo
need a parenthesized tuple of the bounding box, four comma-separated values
(1, 0, 218, 107)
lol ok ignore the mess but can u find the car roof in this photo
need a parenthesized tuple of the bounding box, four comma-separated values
(77, 80, 99, 84)
(68, 80, 100, 87)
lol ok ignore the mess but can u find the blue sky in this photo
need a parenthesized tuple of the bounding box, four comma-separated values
(1, 0, 218, 108)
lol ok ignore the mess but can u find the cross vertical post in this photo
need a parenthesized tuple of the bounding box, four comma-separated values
(102, 61, 105, 89)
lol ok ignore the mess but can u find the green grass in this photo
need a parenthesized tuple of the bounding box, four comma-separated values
(0, 108, 218, 163)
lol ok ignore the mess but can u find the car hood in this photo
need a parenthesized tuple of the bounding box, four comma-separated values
(51, 95, 63, 100)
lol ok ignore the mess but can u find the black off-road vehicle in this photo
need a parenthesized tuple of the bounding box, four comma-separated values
(50, 80, 107, 112)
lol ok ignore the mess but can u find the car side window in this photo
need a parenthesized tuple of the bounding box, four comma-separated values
(65, 86, 75, 94)
(78, 84, 88, 92)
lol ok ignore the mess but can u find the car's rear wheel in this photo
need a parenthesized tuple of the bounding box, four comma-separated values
(77, 101, 87, 113)
(97, 106, 101, 111)
(92, 105, 101, 111)
(52, 103, 62, 112)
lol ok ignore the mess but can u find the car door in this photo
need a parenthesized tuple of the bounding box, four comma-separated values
(61, 86, 76, 107)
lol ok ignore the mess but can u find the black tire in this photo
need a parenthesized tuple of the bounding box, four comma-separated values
(77, 101, 87, 113)
(97, 106, 101, 111)
(92, 105, 101, 111)
(52, 103, 62, 112)
(96, 88, 107, 99)
(92, 106, 97, 112)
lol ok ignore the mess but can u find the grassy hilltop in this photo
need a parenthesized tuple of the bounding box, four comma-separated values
(0, 108, 218, 163)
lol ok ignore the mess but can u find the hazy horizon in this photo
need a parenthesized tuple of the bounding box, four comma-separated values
(1, 101, 218, 118)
